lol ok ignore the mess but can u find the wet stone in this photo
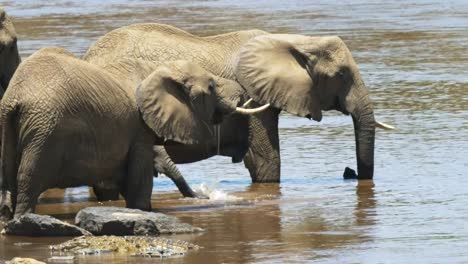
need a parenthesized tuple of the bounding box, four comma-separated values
(50, 235, 199, 258)
(47, 256, 75, 263)
(2, 214, 91, 236)
(75, 206, 203, 236)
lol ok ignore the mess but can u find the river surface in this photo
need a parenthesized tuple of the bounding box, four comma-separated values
(0, 1, 467, 263)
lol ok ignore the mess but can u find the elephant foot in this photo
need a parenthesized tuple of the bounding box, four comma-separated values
(0, 205, 13, 222)
(343, 167, 358, 180)
(0, 192, 14, 221)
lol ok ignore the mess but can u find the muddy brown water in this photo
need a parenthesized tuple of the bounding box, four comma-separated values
(0, 1, 467, 263)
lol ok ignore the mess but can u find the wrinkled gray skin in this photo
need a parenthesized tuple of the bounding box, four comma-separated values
(84, 24, 377, 198)
(0, 47, 246, 218)
(0, 8, 21, 95)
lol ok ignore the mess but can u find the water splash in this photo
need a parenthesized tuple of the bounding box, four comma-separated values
(194, 183, 241, 201)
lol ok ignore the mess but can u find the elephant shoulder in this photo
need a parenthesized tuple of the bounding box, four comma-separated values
(9, 48, 75, 85)
(24, 47, 82, 74)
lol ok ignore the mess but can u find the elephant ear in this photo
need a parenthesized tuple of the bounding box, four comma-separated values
(136, 66, 214, 145)
(235, 36, 322, 121)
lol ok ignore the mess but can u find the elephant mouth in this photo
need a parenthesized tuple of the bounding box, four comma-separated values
(334, 96, 349, 115)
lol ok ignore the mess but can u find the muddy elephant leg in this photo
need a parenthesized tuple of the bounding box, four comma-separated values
(123, 135, 153, 211)
(153, 146, 205, 198)
(243, 106, 281, 183)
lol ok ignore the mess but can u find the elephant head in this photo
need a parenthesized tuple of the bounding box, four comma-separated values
(0, 8, 20, 94)
(235, 35, 385, 179)
(136, 60, 268, 145)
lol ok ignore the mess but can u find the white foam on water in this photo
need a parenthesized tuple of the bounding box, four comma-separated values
(194, 183, 241, 201)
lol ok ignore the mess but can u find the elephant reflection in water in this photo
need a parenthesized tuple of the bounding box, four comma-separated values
(172, 182, 376, 263)
(354, 180, 377, 226)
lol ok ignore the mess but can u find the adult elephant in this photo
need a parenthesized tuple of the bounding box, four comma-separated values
(0, 8, 21, 94)
(84, 24, 392, 197)
(0, 47, 264, 218)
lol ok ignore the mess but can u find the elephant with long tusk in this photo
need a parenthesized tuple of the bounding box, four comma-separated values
(84, 24, 395, 198)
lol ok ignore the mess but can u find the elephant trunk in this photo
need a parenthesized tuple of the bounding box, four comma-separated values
(347, 86, 375, 180)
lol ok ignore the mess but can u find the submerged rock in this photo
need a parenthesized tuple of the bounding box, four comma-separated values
(75, 206, 203, 236)
(6, 258, 46, 264)
(2, 214, 91, 236)
(50, 235, 199, 258)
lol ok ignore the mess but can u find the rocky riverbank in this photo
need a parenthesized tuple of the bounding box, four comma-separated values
(2, 206, 202, 260)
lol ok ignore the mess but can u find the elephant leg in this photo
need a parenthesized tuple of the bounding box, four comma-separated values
(123, 135, 153, 211)
(153, 146, 205, 198)
(13, 148, 47, 217)
(93, 182, 120, 201)
(14, 173, 41, 217)
(243, 106, 281, 183)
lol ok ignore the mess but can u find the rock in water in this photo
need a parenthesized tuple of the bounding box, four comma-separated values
(75, 207, 203, 236)
(6, 258, 46, 264)
(2, 214, 91, 236)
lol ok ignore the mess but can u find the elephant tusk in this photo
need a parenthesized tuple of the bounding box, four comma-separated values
(241, 98, 253, 107)
(375, 121, 395, 130)
(235, 103, 270, 114)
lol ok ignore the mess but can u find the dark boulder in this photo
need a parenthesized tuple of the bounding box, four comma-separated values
(75, 207, 203, 236)
(2, 214, 91, 236)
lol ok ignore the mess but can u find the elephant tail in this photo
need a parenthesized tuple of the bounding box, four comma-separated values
(0, 99, 19, 218)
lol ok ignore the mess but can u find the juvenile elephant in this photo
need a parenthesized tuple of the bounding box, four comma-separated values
(0, 8, 21, 94)
(0, 47, 265, 218)
(84, 24, 392, 198)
